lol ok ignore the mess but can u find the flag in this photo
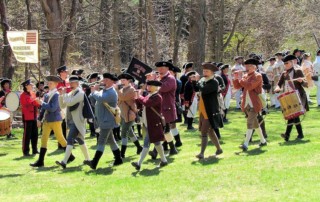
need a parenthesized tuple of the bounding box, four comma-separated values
(7, 30, 39, 63)
(126, 57, 153, 83)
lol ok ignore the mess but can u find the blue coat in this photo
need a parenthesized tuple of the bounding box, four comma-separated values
(90, 87, 118, 129)
(38, 93, 62, 122)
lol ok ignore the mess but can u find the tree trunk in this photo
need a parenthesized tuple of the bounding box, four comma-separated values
(25, 0, 32, 80)
(0, 0, 13, 79)
(169, 1, 175, 58)
(187, 0, 206, 72)
(60, 0, 78, 66)
(40, 0, 63, 74)
(99, 0, 110, 68)
(147, 0, 159, 63)
(112, 0, 121, 74)
(137, 0, 143, 60)
(172, 0, 185, 65)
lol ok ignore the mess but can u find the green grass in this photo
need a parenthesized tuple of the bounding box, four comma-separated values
(1, 93, 320, 201)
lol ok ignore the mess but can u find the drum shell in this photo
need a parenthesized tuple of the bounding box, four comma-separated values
(278, 90, 305, 120)
(0, 108, 11, 136)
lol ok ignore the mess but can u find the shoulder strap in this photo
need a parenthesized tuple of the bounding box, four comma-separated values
(150, 106, 162, 118)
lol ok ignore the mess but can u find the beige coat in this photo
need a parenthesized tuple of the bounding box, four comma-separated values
(118, 85, 137, 122)
(59, 87, 86, 137)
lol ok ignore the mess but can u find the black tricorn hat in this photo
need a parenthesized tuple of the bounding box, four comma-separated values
(244, 59, 259, 66)
(71, 69, 84, 75)
(186, 71, 197, 77)
(69, 75, 80, 82)
(103, 73, 118, 81)
(21, 79, 32, 87)
(36, 81, 44, 88)
(56, 65, 68, 73)
(282, 55, 297, 63)
(275, 52, 284, 56)
(146, 80, 162, 87)
(169, 65, 181, 73)
(118, 73, 135, 82)
(46, 75, 62, 83)
(155, 61, 174, 69)
(220, 64, 230, 70)
(201, 62, 219, 72)
(268, 57, 276, 61)
(183, 62, 194, 69)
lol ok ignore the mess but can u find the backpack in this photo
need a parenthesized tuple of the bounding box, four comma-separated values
(69, 90, 94, 119)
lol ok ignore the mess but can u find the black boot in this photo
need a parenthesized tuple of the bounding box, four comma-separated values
(137, 124, 142, 138)
(133, 140, 143, 154)
(162, 141, 168, 151)
(187, 118, 195, 130)
(169, 141, 178, 155)
(30, 147, 47, 167)
(149, 147, 158, 160)
(96, 133, 100, 145)
(296, 124, 304, 139)
(183, 112, 188, 124)
(223, 109, 228, 122)
(174, 134, 182, 147)
(121, 145, 127, 158)
(90, 150, 103, 170)
(213, 128, 221, 139)
(112, 149, 123, 166)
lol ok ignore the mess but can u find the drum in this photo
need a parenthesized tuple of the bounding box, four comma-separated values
(0, 108, 11, 136)
(5, 92, 20, 112)
(278, 90, 305, 120)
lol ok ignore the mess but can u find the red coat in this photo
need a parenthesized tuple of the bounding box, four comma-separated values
(233, 71, 263, 113)
(57, 80, 71, 93)
(20, 91, 40, 121)
(136, 93, 165, 143)
(159, 72, 177, 123)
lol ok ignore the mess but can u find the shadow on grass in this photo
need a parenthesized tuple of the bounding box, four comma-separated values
(0, 174, 23, 179)
(278, 139, 310, 146)
(234, 147, 267, 156)
(13, 155, 35, 161)
(191, 155, 222, 166)
(34, 165, 58, 172)
(47, 149, 65, 156)
(58, 165, 83, 173)
(0, 153, 8, 157)
(85, 167, 114, 176)
(132, 167, 161, 177)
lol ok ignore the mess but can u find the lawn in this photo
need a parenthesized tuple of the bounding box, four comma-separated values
(1, 95, 320, 202)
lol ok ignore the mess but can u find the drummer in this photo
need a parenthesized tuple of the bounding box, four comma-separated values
(274, 55, 308, 141)
(20, 79, 40, 156)
(0, 78, 15, 139)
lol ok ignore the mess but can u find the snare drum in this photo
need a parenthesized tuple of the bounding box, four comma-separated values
(278, 90, 305, 120)
(5, 92, 20, 112)
(0, 108, 11, 135)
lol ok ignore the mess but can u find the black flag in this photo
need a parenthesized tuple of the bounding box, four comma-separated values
(127, 57, 153, 83)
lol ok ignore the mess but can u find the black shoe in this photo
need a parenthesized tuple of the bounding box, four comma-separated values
(131, 162, 141, 171)
(30, 160, 44, 167)
(195, 153, 204, 159)
(174, 134, 182, 147)
(55, 161, 66, 169)
(215, 149, 223, 155)
(23, 153, 31, 157)
(159, 161, 168, 167)
(83, 160, 91, 166)
(187, 126, 195, 130)
(67, 154, 75, 163)
(223, 118, 228, 123)
(169, 141, 178, 155)
(112, 149, 123, 166)
(90, 151, 103, 170)
(259, 142, 267, 147)
(148, 151, 157, 160)
(296, 135, 304, 140)
(32, 151, 39, 155)
(281, 133, 289, 142)
(133, 140, 143, 155)
(239, 144, 248, 152)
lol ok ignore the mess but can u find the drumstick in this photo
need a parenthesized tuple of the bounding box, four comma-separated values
(289, 77, 306, 82)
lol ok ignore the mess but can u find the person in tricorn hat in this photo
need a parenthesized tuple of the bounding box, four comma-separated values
(20, 79, 40, 156)
(30, 76, 75, 167)
(148, 61, 179, 160)
(115, 73, 143, 159)
(194, 62, 223, 159)
(233, 59, 267, 151)
(36, 81, 45, 98)
(220, 64, 231, 122)
(56, 65, 71, 149)
(273, 52, 285, 108)
(313, 49, 320, 106)
(265, 57, 276, 105)
(56, 75, 91, 169)
(132, 80, 168, 171)
(231, 56, 245, 109)
(274, 55, 308, 141)
(87, 73, 123, 169)
(293, 49, 302, 66)
(184, 70, 198, 130)
(0, 78, 15, 139)
(180, 62, 194, 124)
(169, 65, 183, 123)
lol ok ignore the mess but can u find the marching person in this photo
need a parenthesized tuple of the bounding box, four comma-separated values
(87, 73, 123, 170)
(0, 78, 15, 139)
(275, 55, 309, 141)
(313, 49, 320, 106)
(56, 75, 91, 169)
(220, 64, 231, 122)
(149, 61, 179, 159)
(265, 57, 276, 106)
(180, 62, 194, 124)
(195, 63, 223, 159)
(20, 79, 40, 156)
(116, 73, 143, 159)
(273, 52, 285, 109)
(301, 52, 314, 103)
(36, 81, 45, 98)
(233, 59, 267, 151)
(86, 72, 100, 138)
(30, 76, 75, 167)
(231, 56, 245, 109)
(184, 71, 198, 130)
(132, 80, 168, 170)
(56, 65, 71, 149)
(169, 65, 183, 123)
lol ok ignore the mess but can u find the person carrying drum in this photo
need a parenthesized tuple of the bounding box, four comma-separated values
(0, 78, 15, 139)
(274, 55, 309, 141)
(20, 79, 40, 156)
